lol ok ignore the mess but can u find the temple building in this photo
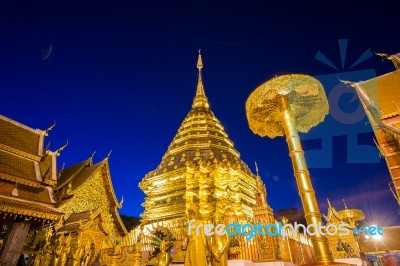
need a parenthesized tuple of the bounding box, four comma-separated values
(53, 155, 127, 262)
(0, 115, 63, 265)
(323, 199, 365, 259)
(353, 52, 400, 205)
(0, 114, 127, 265)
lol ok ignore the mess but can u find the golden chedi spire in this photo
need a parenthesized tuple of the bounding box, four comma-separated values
(144, 51, 248, 177)
(192, 49, 209, 108)
(139, 52, 265, 224)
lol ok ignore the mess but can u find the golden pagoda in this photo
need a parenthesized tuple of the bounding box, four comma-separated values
(139, 52, 271, 263)
(139, 51, 265, 225)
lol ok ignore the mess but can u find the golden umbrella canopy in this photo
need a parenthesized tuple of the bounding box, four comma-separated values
(245, 74, 329, 138)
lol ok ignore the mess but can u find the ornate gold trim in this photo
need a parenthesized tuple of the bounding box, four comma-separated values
(0, 172, 41, 188)
(0, 197, 62, 220)
(0, 143, 41, 161)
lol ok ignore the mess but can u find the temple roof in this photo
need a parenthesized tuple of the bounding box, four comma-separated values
(356, 70, 400, 121)
(0, 193, 62, 221)
(0, 115, 59, 220)
(55, 156, 127, 235)
(354, 69, 400, 142)
(56, 157, 93, 190)
(145, 52, 254, 178)
(0, 149, 39, 186)
(323, 199, 364, 227)
(56, 157, 119, 205)
(0, 114, 45, 158)
(57, 207, 127, 235)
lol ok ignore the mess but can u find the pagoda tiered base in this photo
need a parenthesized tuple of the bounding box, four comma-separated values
(170, 260, 298, 266)
(300, 260, 358, 266)
(334, 258, 364, 266)
(169, 260, 360, 266)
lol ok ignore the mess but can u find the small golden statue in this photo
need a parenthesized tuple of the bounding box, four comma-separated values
(53, 234, 65, 266)
(33, 225, 55, 266)
(155, 239, 172, 266)
(183, 205, 208, 266)
(135, 225, 144, 255)
(81, 241, 95, 266)
(72, 239, 85, 266)
(33, 241, 53, 266)
(41, 242, 54, 265)
(58, 234, 72, 266)
(208, 212, 229, 266)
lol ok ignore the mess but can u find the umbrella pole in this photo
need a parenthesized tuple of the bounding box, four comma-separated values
(279, 94, 333, 264)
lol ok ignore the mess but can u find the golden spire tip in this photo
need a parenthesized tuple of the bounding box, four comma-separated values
(197, 49, 203, 70)
(192, 50, 208, 108)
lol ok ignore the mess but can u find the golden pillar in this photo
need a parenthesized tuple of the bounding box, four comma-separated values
(246, 74, 334, 264)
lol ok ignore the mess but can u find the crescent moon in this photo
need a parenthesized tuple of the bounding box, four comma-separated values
(42, 44, 53, 60)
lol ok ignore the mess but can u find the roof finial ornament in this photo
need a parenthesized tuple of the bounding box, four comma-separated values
(193, 50, 209, 108)
(327, 198, 332, 208)
(117, 196, 124, 209)
(45, 120, 56, 136)
(107, 150, 112, 158)
(56, 140, 68, 156)
(45, 141, 51, 152)
(90, 150, 96, 159)
(255, 161, 259, 177)
(342, 198, 348, 209)
(374, 51, 392, 61)
(58, 162, 65, 179)
(374, 51, 400, 69)
(338, 78, 356, 88)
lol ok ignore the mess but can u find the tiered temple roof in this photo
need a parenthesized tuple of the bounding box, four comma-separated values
(0, 115, 62, 221)
(55, 156, 127, 235)
(354, 55, 400, 205)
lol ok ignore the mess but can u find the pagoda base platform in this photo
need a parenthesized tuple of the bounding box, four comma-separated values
(170, 259, 362, 266)
(254, 262, 297, 266)
(170, 261, 298, 266)
(334, 258, 364, 266)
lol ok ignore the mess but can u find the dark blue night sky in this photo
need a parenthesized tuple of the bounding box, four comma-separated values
(1, 1, 399, 226)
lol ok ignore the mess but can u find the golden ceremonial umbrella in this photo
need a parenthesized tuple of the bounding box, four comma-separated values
(246, 74, 336, 265)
